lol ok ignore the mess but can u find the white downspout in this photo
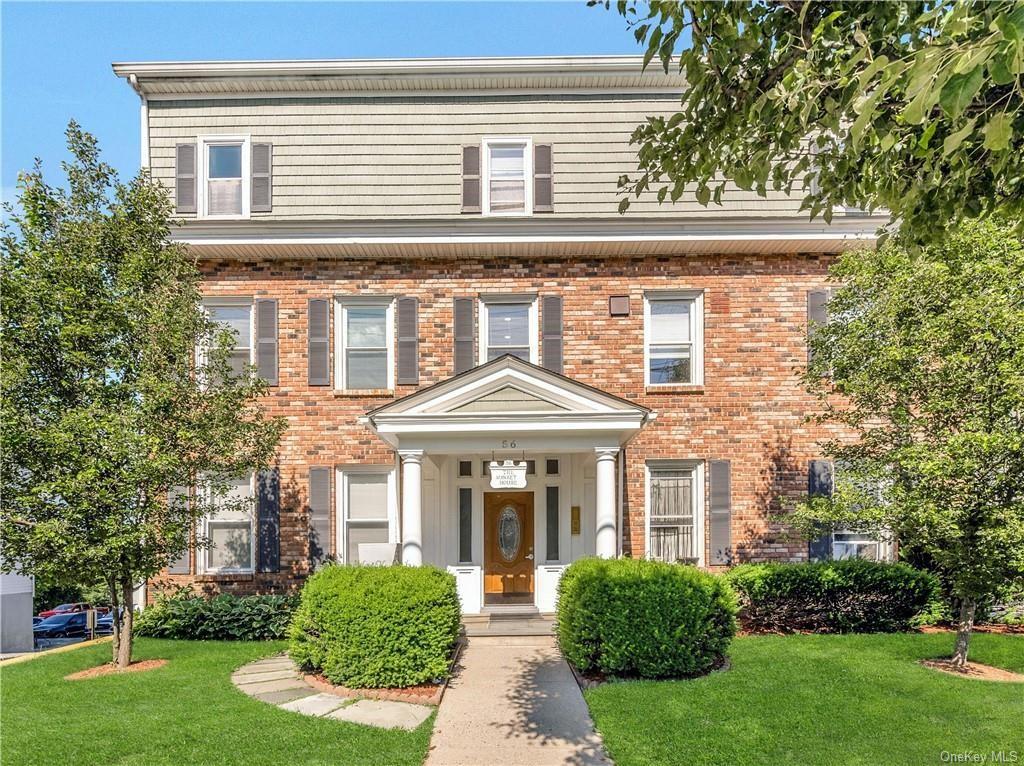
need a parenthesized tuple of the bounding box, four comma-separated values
(128, 74, 149, 169)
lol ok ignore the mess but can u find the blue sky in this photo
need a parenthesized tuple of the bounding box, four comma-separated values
(1, 1, 642, 207)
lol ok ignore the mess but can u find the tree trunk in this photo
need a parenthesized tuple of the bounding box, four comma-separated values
(107, 578, 121, 665)
(116, 578, 135, 669)
(951, 597, 976, 670)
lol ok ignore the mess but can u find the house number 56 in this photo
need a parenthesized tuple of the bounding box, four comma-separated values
(501, 440, 517, 448)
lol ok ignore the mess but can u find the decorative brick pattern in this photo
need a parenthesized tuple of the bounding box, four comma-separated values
(151, 251, 839, 598)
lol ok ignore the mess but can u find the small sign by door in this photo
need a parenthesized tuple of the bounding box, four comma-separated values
(489, 460, 528, 489)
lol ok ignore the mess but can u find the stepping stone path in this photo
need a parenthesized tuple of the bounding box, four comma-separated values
(232, 654, 433, 731)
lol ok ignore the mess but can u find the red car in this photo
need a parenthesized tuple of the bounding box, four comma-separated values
(37, 602, 109, 619)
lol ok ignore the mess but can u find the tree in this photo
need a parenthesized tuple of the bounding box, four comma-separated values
(599, 0, 1024, 242)
(1, 123, 285, 668)
(790, 219, 1024, 669)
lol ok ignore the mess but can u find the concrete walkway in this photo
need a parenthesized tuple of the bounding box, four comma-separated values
(426, 636, 610, 766)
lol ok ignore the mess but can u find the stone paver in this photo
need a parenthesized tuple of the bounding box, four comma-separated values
(231, 668, 300, 684)
(235, 676, 310, 696)
(253, 687, 317, 705)
(230, 654, 440, 731)
(328, 699, 433, 730)
(426, 636, 610, 766)
(279, 692, 348, 717)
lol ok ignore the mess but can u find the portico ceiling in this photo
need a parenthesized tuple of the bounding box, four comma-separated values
(362, 355, 652, 453)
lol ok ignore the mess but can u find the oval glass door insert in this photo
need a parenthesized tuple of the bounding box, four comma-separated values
(497, 506, 521, 562)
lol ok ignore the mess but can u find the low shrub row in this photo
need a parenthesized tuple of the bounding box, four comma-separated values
(288, 564, 461, 689)
(556, 557, 737, 679)
(726, 559, 940, 633)
(134, 591, 298, 641)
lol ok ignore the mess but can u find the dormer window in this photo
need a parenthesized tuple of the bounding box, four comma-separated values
(483, 138, 533, 216)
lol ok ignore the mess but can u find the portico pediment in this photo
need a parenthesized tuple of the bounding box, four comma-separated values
(364, 355, 651, 451)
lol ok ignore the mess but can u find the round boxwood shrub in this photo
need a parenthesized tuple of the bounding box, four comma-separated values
(725, 559, 940, 633)
(288, 564, 461, 689)
(556, 557, 737, 679)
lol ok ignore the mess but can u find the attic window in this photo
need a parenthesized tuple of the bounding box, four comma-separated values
(483, 138, 532, 216)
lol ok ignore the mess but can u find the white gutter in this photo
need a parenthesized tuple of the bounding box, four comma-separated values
(112, 54, 668, 80)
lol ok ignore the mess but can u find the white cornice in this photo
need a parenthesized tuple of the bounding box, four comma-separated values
(113, 55, 664, 79)
(112, 55, 686, 98)
(173, 215, 886, 248)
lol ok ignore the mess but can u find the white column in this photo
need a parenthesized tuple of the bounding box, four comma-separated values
(595, 448, 618, 558)
(399, 450, 424, 566)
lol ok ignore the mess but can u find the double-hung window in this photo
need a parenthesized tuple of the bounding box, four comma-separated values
(483, 138, 532, 215)
(203, 299, 253, 378)
(338, 467, 395, 563)
(199, 136, 250, 218)
(202, 474, 255, 573)
(336, 298, 394, 390)
(644, 291, 704, 386)
(647, 464, 700, 564)
(479, 296, 538, 363)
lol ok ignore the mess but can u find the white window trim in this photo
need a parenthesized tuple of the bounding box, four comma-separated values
(335, 465, 398, 564)
(198, 134, 251, 220)
(334, 296, 395, 391)
(198, 297, 254, 377)
(199, 474, 256, 575)
(481, 136, 534, 217)
(477, 294, 539, 365)
(644, 460, 705, 567)
(643, 290, 705, 387)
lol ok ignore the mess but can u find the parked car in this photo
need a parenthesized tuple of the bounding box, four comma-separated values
(33, 612, 89, 640)
(37, 602, 110, 619)
(95, 613, 114, 635)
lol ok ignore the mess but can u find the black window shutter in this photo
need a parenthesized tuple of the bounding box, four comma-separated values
(534, 144, 553, 213)
(807, 459, 834, 561)
(257, 468, 280, 573)
(462, 146, 481, 213)
(167, 486, 191, 574)
(308, 299, 330, 386)
(396, 297, 419, 385)
(454, 297, 475, 374)
(541, 295, 563, 373)
(255, 299, 278, 385)
(251, 143, 272, 212)
(308, 467, 331, 568)
(175, 143, 197, 214)
(807, 290, 829, 363)
(709, 460, 732, 565)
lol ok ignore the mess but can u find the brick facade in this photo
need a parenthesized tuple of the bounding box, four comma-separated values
(152, 250, 840, 599)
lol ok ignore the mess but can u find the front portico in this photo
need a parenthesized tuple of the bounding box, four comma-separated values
(364, 355, 651, 614)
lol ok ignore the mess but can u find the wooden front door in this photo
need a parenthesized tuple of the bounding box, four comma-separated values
(484, 492, 535, 603)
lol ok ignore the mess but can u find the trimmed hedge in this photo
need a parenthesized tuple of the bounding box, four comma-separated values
(556, 557, 737, 679)
(133, 592, 297, 640)
(725, 559, 940, 633)
(288, 564, 461, 689)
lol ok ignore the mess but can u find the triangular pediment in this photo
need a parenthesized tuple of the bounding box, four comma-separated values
(451, 385, 568, 413)
(367, 355, 649, 420)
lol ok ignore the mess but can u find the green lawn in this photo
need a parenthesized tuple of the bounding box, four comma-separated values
(0, 638, 433, 766)
(585, 632, 1024, 766)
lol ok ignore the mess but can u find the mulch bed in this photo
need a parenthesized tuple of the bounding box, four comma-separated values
(919, 624, 1024, 635)
(65, 659, 168, 681)
(919, 659, 1024, 683)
